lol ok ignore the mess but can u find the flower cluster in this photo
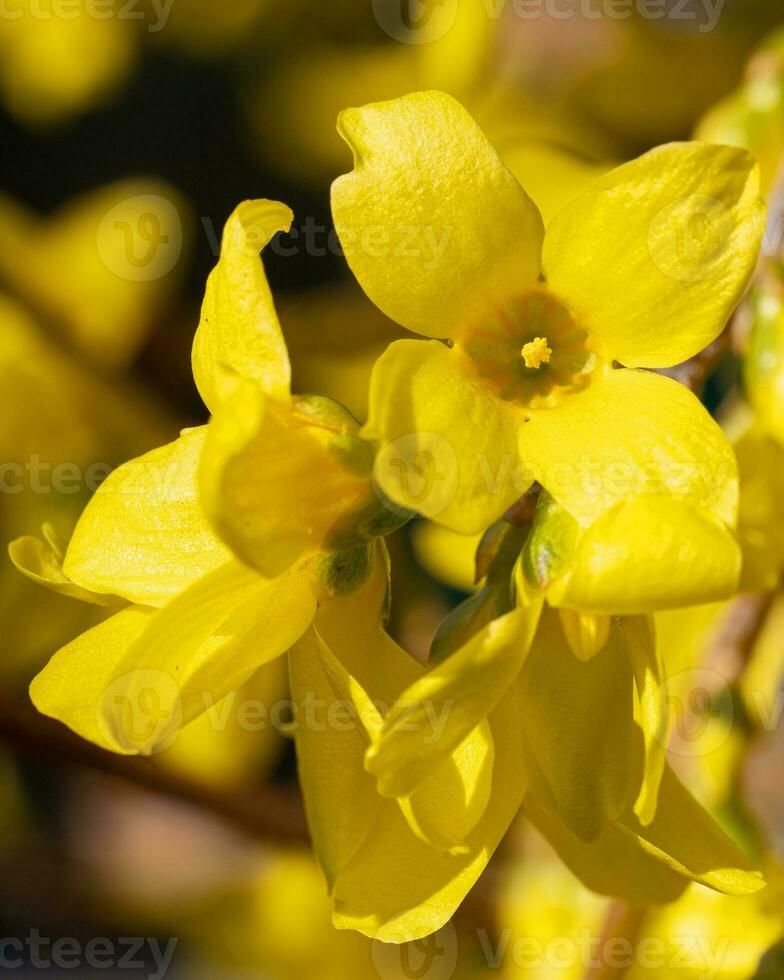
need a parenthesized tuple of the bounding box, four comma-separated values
(12, 90, 771, 942)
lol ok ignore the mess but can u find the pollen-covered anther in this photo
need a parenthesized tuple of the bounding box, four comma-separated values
(521, 337, 552, 370)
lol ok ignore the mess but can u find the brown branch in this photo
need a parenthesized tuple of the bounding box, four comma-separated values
(663, 329, 731, 393)
(581, 902, 648, 980)
(705, 591, 776, 680)
(0, 691, 310, 846)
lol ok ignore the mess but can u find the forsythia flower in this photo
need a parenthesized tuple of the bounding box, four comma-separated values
(351, 515, 764, 920)
(12, 200, 400, 755)
(332, 90, 765, 610)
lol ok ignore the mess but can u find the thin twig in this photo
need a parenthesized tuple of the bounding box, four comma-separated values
(0, 691, 310, 846)
(580, 903, 648, 980)
(663, 328, 731, 393)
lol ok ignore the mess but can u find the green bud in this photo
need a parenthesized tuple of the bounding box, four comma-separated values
(313, 543, 375, 599)
(521, 491, 580, 590)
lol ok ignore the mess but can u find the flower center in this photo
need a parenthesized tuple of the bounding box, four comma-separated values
(456, 287, 595, 408)
(521, 337, 552, 370)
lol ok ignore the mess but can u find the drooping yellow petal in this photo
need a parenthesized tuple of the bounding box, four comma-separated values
(9, 524, 123, 607)
(363, 339, 529, 533)
(518, 365, 738, 528)
(365, 604, 541, 799)
(157, 656, 288, 791)
(523, 795, 689, 906)
(98, 558, 317, 754)
(192, 199, 292, 413)
(200, 381, 378, 577)
(543, 142, 765, 368)
(291, 549, 526, 939)
(557, 609, 611, 662)
(398, 723, 494, 854)
(410, 522, 483, 593)
(517, 609, 641, 843)
(547, 497, 742, 615)
(613, 764, 765, 897)
(332, 91, 543, 340)
(30, 605, 157, 754)
(525, 761, 764, 904)
(314, 620, 495, 854)
(332, 686, 527, 942)
(63, 427, 231, 607)
(623, 616, 668, 826)
(289, 627, 381, 888)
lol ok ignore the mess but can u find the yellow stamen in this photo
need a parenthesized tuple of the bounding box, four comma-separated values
(521, 337, 552, 370)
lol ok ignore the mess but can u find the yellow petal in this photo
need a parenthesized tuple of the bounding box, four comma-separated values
(410, 522, 483, 593)
(292, 552, 526, 938)
(517, 609, 641, 842)
(518, 365, 738, 528)
(523, 795, 689, 906)
(623, 616, 668, 826)
(192, 199, 292, 413)
(613, 764, 765, 897)
(365, 604, 541, 799)
(548, 497, 742, 614)
(157, 657, 288, 790)
(98, 559, 317, 754)
(289, 626, 381, 887)
(200, 381, 377, 577)
(363, 339, 529, 533)
(525, 761, 764, 903)
(30, 606, 156, 754)
(63, 427, 231, 607)
(557, 609, 611, 662)
(331, 686, 527, 942)
(9, 524, 123, 607)
(543, 142, 765, 368)
(398, 722, 494, 853)
(314, 620, 495, 854)
(332, 91, 543, 339)
(501, 142, 609, 228)
(0, 11, 134, 126)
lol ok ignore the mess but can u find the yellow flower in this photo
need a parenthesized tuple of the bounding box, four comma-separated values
(347, 514, 764, 915)
(0, 182, 190, 372)
(332, 90, 764, 609)
(330, 580, 764, 928)
(697, 25, 784, 196)
(13, 199, 398, 753)
(0, 1, 135, 125)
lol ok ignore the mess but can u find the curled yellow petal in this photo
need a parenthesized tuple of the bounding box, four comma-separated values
(192, 199, 292, 413)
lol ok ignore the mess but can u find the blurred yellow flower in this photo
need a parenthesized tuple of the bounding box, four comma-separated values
(0, 181, 190, 371)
